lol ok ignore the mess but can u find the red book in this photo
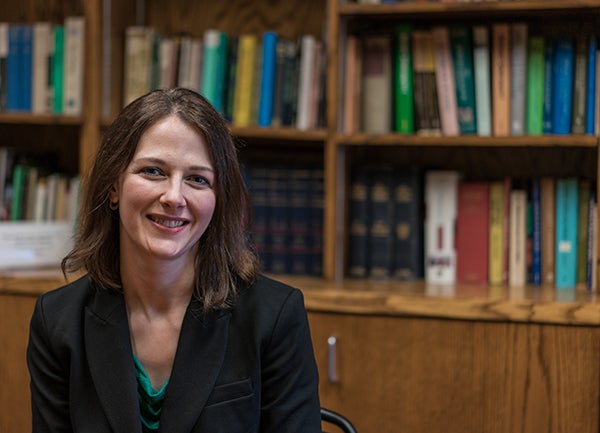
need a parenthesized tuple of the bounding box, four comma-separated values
(456, 182, 490, 287)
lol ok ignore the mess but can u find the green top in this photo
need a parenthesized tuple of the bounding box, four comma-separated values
(133, 355, 170, 433)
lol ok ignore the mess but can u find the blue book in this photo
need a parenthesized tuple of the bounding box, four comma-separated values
(6, 24, 23, 111)
(530, 178, 542, 286)
(258, 31, 278, 127)
(586, 34, 597, 134)
(551, 37, 575, 134)
(542, 39, 554, 133)
(20, 24, 33, 112)
(555, 178, 579, 289)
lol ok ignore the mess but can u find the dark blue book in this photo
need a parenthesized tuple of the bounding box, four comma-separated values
(368, 166, 395, 280)
(393, 167, 424, 281)
(258, 31, 278, 127)
(551, 36, 575, 135)
(530, 178, 542, 286)
(542, 38, 554, 134)
(247, 165, 272, 272)
(586, 34, 597, 134)
(6, 24, 23, 111)
(266, 165, 290, 274)
(348, 167, 371, 278)
(287, 165, 313, 275)
(309, 167, 324, 276)
(450, 25, 477, 134)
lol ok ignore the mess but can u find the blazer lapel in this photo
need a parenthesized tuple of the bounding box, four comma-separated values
(85, 288, 141, 433)
(159, 299, 232, 433)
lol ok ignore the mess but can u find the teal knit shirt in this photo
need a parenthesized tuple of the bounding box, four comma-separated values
(133, 355, 169, 433)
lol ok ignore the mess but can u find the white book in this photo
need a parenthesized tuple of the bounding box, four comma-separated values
(63, 16, 85, 115)
(33, 178, 48, 222)
(177, 36, 193, 89)
(432, 26, 459, 136)
(123, 26, 154, 106)
(473, 26, 492, 136)
(32, 22, 53, 114)
(508, 189, 527, 288)
(510, 23, 527, 135)
(424, 170, 460, 286)
(296, 34, 316, 131)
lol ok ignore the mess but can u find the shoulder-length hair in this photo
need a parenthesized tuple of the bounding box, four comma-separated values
(62, 88, 259, 311)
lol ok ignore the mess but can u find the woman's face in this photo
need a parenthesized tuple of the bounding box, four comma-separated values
(110, 115, 216, 266)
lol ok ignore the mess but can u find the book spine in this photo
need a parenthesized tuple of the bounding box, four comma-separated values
(472, 26, 491, 137)
(492, 23, 510, 136)
(586, 34, 597, 134)
(450, 25, 477, 134)
(232, 34, 257, 127)
(368, 167, 395, 279)
(488, 180, 505, 286)
(6, 24, 23, 111)
(552, 37, 575, 135)
(555, 178, 579, 289)
(542, 39, 554, 133)
(510, 23, 527, 136)
(508, 189, 527, 288)
(411, 30, 441, 136)
(576, 179, 590, 288)
(258, 31, 278, 127)
(361, 35, 392, 134)
(526, 36, 545, 135)
(62, 16, 84, 115)
(32, 22, 53, 114)
(201, 29, 222, 111)
(530, 178, 542, 286)
(432, 26, 459, 136)
(540, 177, 555, 286)
(394, 23, 414, 134)
(296, 34, 316, 131)
(571, 35, 588, 134)
(348, 167, 371, 278)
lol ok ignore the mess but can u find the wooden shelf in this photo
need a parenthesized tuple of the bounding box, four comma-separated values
(0, 113, 84, 126)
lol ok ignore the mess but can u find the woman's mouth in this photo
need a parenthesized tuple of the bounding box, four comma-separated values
(148, 215, 188, 228)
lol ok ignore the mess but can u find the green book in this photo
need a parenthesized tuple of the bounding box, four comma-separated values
(51, 26, 64, 114)
(526, 36, 545, 134)
(449, 25, 477, 134)
(10, 164, 29, 221)
(394, 23, 414, 133)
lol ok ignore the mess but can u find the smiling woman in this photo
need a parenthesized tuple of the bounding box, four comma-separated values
(26, 88, 322, 433)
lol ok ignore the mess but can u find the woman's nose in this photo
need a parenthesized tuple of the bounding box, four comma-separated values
(159, 179, 186, 208)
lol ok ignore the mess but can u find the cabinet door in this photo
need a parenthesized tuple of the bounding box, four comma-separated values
(308, 311, 600, 433)
(0, 294, 37, 433)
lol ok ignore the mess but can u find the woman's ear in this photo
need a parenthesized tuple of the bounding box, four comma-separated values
(108, 184, 119, 203)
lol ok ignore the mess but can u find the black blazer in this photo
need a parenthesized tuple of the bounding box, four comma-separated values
(27, 274, 321, 433)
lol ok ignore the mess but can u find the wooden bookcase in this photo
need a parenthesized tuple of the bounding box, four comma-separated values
(2, 1, 600, 433)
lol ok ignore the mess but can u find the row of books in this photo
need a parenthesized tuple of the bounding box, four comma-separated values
(344, 22, 600, 137)
(348, 166, 598, 294)
(0, 18, 85, 115)
(0, 148, 80, 223)
(245, 163, 324, 276)
(123, 27, 326, 130)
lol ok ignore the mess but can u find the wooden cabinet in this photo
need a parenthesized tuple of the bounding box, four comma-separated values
(304, 284, 600, 433)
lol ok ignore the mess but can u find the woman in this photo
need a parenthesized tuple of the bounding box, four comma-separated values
(27, 88, 322, 433)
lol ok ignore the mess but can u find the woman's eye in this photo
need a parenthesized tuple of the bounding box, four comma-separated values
(140, 167, 163, 177)
(188, 175, 210, 187)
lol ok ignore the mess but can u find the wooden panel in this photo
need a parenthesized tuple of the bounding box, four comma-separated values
(0, 294, 37, 433)
(309, 311, 600, 433)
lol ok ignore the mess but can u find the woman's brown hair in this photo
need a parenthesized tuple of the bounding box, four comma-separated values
(62, 88, 259, 311)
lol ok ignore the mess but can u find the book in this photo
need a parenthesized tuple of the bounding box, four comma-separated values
(0, 23, 7, 111)
(542, 38, 554, 133)
(296, 34, 317, 131)
(393, 23, 414, 134)
(510, 23, 527, 136)
(223, 36, 238, 122)
(555, 177, 579, 289)
(280, 39, 299, 127)
(32, 22, 53, 114)
(122, 26, 153, 106)
(393, 167, 423, 280)
(586, 34, 597, 134)
(7, 24, 33, 112)
(63, 16, 85, 115)
(343, 34, 362, 134)
(157, 36, 178, 89)
(552, 36, 575, 135)
(51, 25, 65, 113)
(424, 170, 459, 286)
(232, 34, 257, 127)
(368, 167, 394, 279)
(411, 29, 441, 136)
(571, 35, 588, 134)
(508, 189, 527, 288)
(348, 167, 371, 278)
(526, 35, 545, 135)
(258, 31, 278, 127)
(576, 179, 591, 288)
(432, 26, 459, 136)
(488, 179, 509, 286)
(587, 190, 598, 291)
(271, 38, 286, 127)
(361, 34, 392, 134)
(449, 25, 477, 134)
(492, 23, 510, 136)
(540, 177, 555, 286)
(530, 178, 542, 286)
(456, 182, 489, 286)
(201, 29, 228, 113)
(472, 25, 491, 136)
(10, 164, 29, 221)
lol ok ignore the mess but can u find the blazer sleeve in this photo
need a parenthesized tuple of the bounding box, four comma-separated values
(259, 288, 321, 432)
(27, 295, 73, 433)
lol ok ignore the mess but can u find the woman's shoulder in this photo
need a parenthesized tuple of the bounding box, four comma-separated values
(235, 274, 306, 317)
(35, 274, 97, 321)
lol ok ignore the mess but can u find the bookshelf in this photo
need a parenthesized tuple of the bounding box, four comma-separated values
(3, 0, 600, 432)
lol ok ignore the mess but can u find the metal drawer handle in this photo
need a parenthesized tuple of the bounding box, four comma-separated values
(327, 336, 338, 383)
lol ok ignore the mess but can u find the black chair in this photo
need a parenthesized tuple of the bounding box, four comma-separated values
(321, 407, 358, 433)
